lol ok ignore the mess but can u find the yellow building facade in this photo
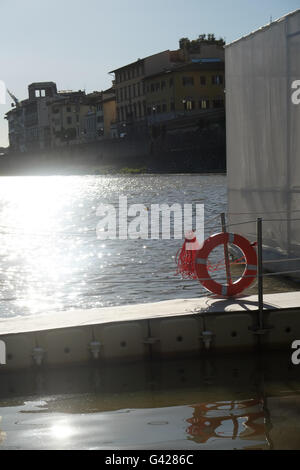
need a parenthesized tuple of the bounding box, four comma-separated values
(48, 92, 92, 147)
(145, 61, 225, 121)
(102, 96, 117, 138)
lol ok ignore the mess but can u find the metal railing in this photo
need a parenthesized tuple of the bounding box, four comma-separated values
(219, 212, 300, 333)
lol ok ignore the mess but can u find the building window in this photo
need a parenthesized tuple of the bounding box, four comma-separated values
(200, 76, 206, 86)
(35, 89, 45, 97)
(212, 98, 224, 108)
(162, 103, 167, 113)
(182, 76, 194, 86)
(67, 116, 72, 125)
(155, 82, 160, 91)
(169, 78, 174, 87)
(212, 75, 223, 85)
(170, 100, 175, 111)
(66, 106, 72, 113)
(161, 80, 166, 90)
(199, 99, 210, 109)
(184, 99, 195, 111)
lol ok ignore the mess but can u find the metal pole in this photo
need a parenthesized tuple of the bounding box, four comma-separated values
(257, 218, 264, 329)
(221, 213, 232, 286)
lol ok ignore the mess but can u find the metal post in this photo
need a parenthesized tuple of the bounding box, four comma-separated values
(257, 218, 264, 329)
(221, 213, 231, 285)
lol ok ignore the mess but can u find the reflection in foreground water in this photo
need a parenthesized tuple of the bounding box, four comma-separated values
(186, 400, 266, 446)
(0, 352, 299, 450)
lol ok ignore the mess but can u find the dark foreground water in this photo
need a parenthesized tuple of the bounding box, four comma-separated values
(0, 352, 299, 450)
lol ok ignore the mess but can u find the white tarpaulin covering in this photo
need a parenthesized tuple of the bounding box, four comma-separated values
(226, 10, 300, 274)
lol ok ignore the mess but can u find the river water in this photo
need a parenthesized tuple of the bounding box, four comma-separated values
(0, 174, 296, 319)
(0, 174, 299, 450)
(0, 173, 225, 318)
(0, 352, 300, 450)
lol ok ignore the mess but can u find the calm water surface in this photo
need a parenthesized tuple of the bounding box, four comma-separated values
(0, 353, 299, 450)
(0, 174, 228, 318)
(0, 174, 296, 319)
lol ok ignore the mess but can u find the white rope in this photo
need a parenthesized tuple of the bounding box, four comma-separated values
(263, 257, 300, 264)
(227, 209, 300, 215)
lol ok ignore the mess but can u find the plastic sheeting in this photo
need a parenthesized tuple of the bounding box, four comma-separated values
(226, 10, 300, 275)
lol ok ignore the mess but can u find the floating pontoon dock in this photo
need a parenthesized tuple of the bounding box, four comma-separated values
(0, 292, 299, 370)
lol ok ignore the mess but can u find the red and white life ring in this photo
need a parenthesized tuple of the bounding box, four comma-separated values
(195, 232, 257, 297)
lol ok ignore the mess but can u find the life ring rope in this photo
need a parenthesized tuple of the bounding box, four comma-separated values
(195, 232, 258, 297)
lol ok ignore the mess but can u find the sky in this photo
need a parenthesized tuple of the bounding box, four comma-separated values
(0, 0, 299, 147)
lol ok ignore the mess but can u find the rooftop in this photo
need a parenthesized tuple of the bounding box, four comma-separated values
(144, 60, 225, 80)
(28, 81, 57, 88)
(109, 50, 170, 74)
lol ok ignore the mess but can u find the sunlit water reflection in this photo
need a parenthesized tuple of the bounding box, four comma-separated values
(0, 174, 228, 318)
(0, 174, 296, 319)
